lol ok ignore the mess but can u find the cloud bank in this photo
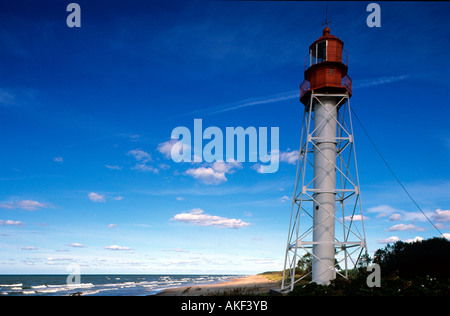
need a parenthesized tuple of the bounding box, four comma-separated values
(171, 208, 250, 229)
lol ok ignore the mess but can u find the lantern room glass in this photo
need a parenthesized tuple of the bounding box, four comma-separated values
(310, 40, 327, 66)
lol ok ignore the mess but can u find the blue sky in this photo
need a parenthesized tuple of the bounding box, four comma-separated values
(0, 1, 449, 274)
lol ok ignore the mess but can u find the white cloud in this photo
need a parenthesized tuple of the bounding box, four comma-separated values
(367, 204, 440, 223)
(280, 195, 290, 203)
(18, 200, 47, 211)
(18, 200, 41, 211)
(88, 193, 123, 202)
(378, 234, 450, 244)
(0, 200, 49, 211)
(205, 90, 299, 116)
(108, 224, 117, 228)
(389, 213, 402, 221)
(21, 247, 38, 251)
(186, 167, 226, 185)
(368, 205, 450, 226)
(344, 215, 369, 222)
(105, 165, 122, 170)
(158, 163, 170, 170)
(127, 149, 151, 163)
(53, 157, 63, 163)
(67, 243, 85, 248)
(377, 236, 400, 244)
(253, 149, 297, 174)
(158, 139, 195, 161)
(253, 164, 270, 174)
(171, 208, 250, 229)
(115, 260, 142, 265)
(176, 197, 184, 201)
(0, 202, 14, 209)
(104, 245, 131, 251)
(431, 209, 450, 223)
(243, 257, 278, 266)
(0, 89, 16, 106)
(185, 161, 242, 185)
(211, 160, 242, 174)
(354, 75, 409, 89)
(404, 236, 424, 243)
(127, 134, 140, 142)
(387, 224, 423, 232)
(132, 163, 159, 173)
(157, 140, 178, 159)
(279, 150, 299, 165)
(88, 192, 105, 203)
(367, 205, 403, 219)
(46, 257, 75, 262)
(0, 219, 25, 227)
(161, 248, 189, 253)
(368, 205, 399, 214)
(402, 211, 436, 222)
(128, 149, 158, 173)
(380, 236, 425, 244)
(369, 206, 450, 237)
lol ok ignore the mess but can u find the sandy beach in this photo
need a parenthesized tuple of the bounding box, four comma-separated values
(154, 274, 281, 296)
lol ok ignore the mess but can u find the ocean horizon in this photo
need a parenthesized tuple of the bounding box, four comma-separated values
(0, 274, 244, 296)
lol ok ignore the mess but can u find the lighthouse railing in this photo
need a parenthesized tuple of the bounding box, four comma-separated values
(342, 74, 352, 94)
(299, 80, 310, 99)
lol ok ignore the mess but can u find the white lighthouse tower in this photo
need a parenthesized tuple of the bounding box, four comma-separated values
(281, 25, 367, 290)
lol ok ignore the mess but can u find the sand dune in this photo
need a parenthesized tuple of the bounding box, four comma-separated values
(155, 274, 281, 296)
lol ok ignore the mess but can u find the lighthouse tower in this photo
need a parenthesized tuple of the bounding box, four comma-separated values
(281, 25, 367, 290)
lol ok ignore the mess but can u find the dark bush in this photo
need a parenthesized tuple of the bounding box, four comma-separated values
(289, 237, 450, 296)
(373, 237, 450, 279)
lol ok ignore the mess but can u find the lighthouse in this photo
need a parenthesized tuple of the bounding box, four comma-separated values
(282, 25, 367, 290)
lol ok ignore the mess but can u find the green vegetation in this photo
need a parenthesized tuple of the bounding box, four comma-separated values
(286, 237, 450, 296)
(259, 271, 284, 282)
(209, 286, 267, 296)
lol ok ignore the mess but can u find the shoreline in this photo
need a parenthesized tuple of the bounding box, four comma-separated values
(152, 274, 281, 296)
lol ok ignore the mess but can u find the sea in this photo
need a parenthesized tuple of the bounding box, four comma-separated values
(0, 274, 243, 296)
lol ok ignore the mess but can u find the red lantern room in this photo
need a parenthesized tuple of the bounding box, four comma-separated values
(299, 26, 352, 106)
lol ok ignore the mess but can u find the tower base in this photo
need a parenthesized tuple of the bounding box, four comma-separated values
(281, 92, 367, 292)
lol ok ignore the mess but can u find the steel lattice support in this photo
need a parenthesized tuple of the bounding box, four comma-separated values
(281, 92, 367, 291)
